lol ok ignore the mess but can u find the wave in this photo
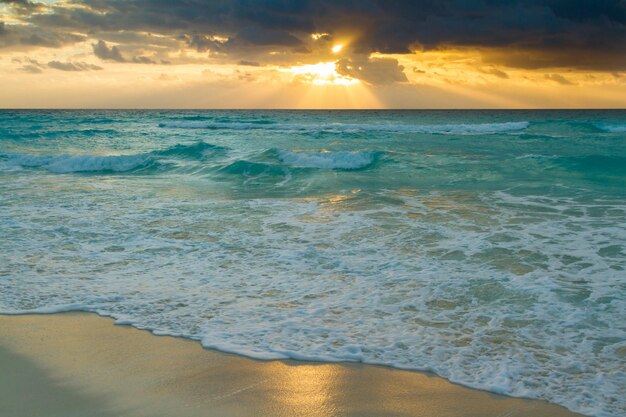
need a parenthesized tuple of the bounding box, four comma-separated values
(515, 153, 626, 175)
(1, 142, 225, 174)
(213, 117, 276, 125)
(0, 128, 120, 140)
(158, 121, 275, 130)
(158, 121, 530, 134)
(3, 153, 154, 173)
(412, 121, 529, 134)
(154, 142, 227, 159)
(276, 150, 377, 170)
(594, 122, 626, 133)
(563, 154, 626, 174)
(219, 160, 288, 177)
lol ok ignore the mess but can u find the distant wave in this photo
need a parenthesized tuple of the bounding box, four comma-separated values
(277, 150, 377, 170)
(158, 121, 530, 134)
(515, 154, 556, 160)
(1, 142, 225, 174)
(594, 122, 626, 133)
(412, 121, 529, 134)
(0, 128, 120, 140)
(158, 121, 276, 130)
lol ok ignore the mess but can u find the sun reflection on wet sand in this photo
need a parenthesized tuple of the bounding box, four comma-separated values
(0, 313, 586, 417)
(259, 363, 342, 416)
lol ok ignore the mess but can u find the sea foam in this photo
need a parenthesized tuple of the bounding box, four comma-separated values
(2, 110, 625, 417)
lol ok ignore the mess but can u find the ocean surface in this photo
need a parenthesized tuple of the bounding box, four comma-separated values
(1, 110, 624, 416)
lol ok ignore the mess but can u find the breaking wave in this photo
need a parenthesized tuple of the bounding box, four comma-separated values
(276, 150, 377, 170)
(2, 153, 154, 173)
(1, 142, 226, 174)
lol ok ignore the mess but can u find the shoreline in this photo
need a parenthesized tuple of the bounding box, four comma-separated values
(0, 312, 585, 417)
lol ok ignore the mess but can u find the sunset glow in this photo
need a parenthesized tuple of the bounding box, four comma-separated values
(286, 62, 359, 85)
(0, 1, 624, 108)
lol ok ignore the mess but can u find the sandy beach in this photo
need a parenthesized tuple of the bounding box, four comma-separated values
(0, 312, 584, 417)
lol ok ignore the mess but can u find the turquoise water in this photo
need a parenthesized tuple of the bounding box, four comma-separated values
(1, 110, 625, 416)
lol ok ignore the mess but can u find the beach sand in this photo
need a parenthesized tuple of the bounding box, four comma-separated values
(0, 313, 584, 417)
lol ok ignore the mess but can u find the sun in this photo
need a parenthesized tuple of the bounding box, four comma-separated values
(286, 62, 359, 86)
(332, 44, 344, 53)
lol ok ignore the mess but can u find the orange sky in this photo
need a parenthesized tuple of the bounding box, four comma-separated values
(1, 1, 625, 108)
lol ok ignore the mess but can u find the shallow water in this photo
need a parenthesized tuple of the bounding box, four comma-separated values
(1, 110, 625, 417)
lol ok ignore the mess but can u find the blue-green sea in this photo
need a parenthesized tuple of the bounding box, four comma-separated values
(1, 110, 624, 416)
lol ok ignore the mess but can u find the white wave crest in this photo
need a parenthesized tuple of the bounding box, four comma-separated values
(277, 150, 376, 169)
(5, 153, 152, 173)
(595, 123, 626, 133)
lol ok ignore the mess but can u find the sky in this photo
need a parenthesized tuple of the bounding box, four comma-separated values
(1, 0, 626, 108)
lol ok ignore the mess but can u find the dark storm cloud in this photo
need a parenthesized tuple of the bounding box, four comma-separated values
(0, 23, 86, 49)
(0, 0, 39, 10)
(7, 0, 626, 70)
(229, 27, 303, 47)
(0, 0, 34, 5)
(0, 0, 47, 19)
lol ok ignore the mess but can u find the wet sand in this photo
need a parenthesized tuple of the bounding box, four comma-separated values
(0, 312, 584, 417)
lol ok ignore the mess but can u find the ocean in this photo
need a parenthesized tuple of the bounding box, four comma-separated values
(0, 110, 624, 417)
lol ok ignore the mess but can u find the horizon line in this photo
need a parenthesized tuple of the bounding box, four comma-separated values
(1, 108, 625, 111)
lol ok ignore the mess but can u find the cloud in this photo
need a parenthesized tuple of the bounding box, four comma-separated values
(131, 55, 156, 64)
(181, 33, 224, 52)
(238, 60, 261, 67)
(0, 0, 44, 14)
(483, 48, 626, 71)
(5, 1, 626, 70)
(0, 23, 86, 49)
(229, 27, 303, 47)
(92, 40, 125, 62)
(0, 0, 36, 6)
(481, 67, 509, 79)
(47, 60, 103, 71)
(545, 73, 576, 85)
(91, 39, 158, 64)
(19, 64, 42, 73)
(335, 57, 408, 85)
(13, 57, 44, 73)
